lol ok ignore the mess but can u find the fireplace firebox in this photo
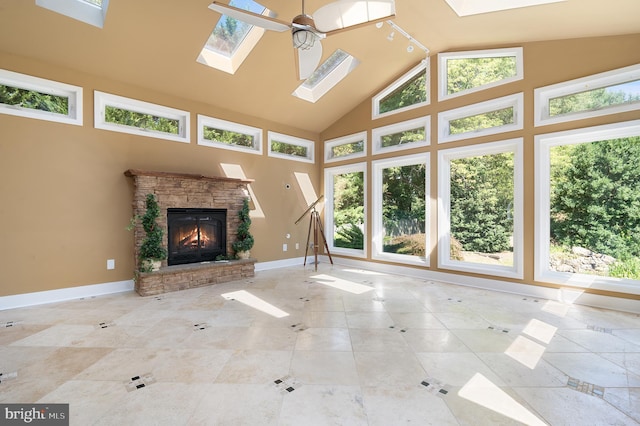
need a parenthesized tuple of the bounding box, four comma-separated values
(167, 208, 226, 266)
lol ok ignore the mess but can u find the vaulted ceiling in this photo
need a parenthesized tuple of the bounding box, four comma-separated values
(0, 0, 639, 133)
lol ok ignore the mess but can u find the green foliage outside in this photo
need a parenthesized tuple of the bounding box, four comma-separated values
(330, 140, 364, 159)
(271, 141, 307, 157)
(0, 84, 68, 115)
(450, 153, 514, 253)
(446, 56, 516, 95)
(232, 198, 254, 254)
(381, 127, 425, 148)
(449, 107, 514, 135)
(203, 126, 254, 147)
(549, 83, 640, 117)
(139, 194, 167, 269)
(333, 172, 364, 249)
(105, 105, 179, 135)
(379, 71, 427, 114)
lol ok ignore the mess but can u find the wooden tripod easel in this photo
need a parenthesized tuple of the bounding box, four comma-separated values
(295, 196, 333, 271)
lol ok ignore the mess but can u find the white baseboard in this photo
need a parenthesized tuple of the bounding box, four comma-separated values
(0, 280, 134, 311)
(255, 257, 306, 271)
(322, 256, 640, 314)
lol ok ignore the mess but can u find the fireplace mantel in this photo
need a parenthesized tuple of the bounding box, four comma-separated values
(125, 169, 255, 296)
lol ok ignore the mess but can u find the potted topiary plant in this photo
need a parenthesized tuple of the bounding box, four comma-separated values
(139, 193, 167, 272)
(232, 197, 254, 259)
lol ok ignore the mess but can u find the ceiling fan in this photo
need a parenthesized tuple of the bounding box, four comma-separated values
(208, 0, 396, 80)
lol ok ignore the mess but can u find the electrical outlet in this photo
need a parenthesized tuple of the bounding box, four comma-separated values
(283, 243, 288, 252)
(295, 243, 299, 250)
(107, 259, 115, 270)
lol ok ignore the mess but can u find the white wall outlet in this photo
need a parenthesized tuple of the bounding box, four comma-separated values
(283, 243, 288, 252)
(107, 259, 115, 270)
(295, 243, 299, 250)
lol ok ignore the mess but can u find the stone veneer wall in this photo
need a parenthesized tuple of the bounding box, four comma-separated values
(125, 169, 255, 296)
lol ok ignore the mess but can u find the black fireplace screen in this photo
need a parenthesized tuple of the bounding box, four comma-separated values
(167, 208, 226, 266)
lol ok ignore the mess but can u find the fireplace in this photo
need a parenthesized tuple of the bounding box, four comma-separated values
(167, 208, 226, 265)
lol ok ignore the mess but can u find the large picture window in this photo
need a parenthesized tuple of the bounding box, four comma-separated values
(324, 163, 367, 258)
(438, 139, 523, 278)
(535, 120, 640, 294)
(372, 153, 429, 265)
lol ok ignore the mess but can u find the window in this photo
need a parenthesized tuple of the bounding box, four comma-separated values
(324, 163, 367, 257)
(372, 116, 430, 155)
(372, 153, 429, 266)
(438, 139, 523, 279)
(534, 63, 640, 126)
(372, 59, 429, 119)
(445, 0, 564, 17)
(36, 0, 109, 28)
(0, 69, 83, 126)
(535, 120, 640, 295)
(438, 93, 523, 143)
(198, 0, 273, 75)
(267, 131, 314, 163)
(324, 131, 367, 163)
(438, 48, 523, 101)
(197, 114, 262, 155)
(94, 91, 190, 143)
(293, 50, 359, 103)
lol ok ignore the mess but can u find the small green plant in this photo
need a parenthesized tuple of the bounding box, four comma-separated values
(609, 257, 640, 280)
(138, 193, 167, 270)
(232, 197, 254, 256)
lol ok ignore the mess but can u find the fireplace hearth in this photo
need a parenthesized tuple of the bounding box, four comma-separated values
(168, 208, 226, 265)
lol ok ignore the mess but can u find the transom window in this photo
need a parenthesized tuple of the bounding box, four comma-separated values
(267, 131, 314, 163)
(324, 131, 367, 163)
(198, 0, 272, 75)
(438, 93, 523, 143)
(197, 114, 262, 155)
(0, 69, 83, 126)
(372, 60, 429, 119)
(372, 116, 430, 155)
(293, 50, 359, 103)
(534, 63, 640, 126)
(94, 91, 190, 143)
(36, 0, 109, 28)
(438, 47, 523, 101)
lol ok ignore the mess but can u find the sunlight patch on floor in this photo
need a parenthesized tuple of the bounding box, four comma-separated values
(311, 274, 374, 295)
(221, 290, 289, 318)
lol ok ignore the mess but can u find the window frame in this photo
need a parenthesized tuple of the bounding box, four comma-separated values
(372, 59, 430, 120)
(438, 93, 524, 144)
(438, 138, 524, 279)
(371, 115, 430, 155)
(438, 47, 524, 101)
(36, 0, 109, 28)
(94, 91, 190, 143)
(324, 131, 367, 163)
(534, 120, 640, 295)
(197, 114, 262, 155)
(372, 152, 430, 266)
(267, 131, 315, 163)
(534, 63, 640, 127)
(324, 162, 368, 258)
(0, 69, 83, 126)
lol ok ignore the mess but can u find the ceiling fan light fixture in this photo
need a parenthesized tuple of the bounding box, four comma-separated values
(293, 29, 316, 49)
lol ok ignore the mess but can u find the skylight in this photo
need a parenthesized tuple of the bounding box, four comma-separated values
(445, 0, 565, 16)
(197, 0, 272, 74)
(293, 50, 359, 103)
(36, 0, 109, 28)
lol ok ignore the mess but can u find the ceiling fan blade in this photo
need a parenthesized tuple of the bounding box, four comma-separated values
(313, 0, 395, 34)
(295, 40, 323, 80)
(208, 1, 291, 32)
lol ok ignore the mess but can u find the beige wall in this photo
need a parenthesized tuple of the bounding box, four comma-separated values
(0, 52, 320, 297)
(320, 33, 640, 301)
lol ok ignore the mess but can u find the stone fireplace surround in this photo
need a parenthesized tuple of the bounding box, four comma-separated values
(125, 169, 256, 296)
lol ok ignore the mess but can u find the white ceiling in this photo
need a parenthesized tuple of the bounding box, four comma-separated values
(0, 0, 639, 133)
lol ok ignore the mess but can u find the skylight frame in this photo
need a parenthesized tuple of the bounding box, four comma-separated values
(445, 0, 565, 17)
(36, 0, 110, 28)
(0, 69, 83, 126)
(197, 1, 273, 75)
(293, 50, 359, 103)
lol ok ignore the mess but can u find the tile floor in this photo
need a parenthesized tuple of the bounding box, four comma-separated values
(1, 264, 640, 425)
